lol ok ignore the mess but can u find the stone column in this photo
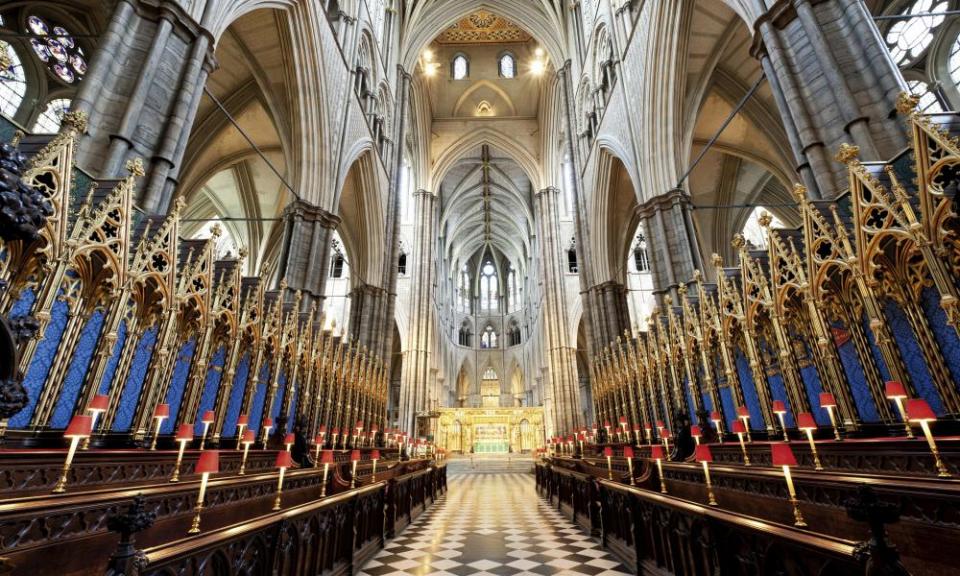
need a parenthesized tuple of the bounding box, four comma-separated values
(535, 187, 582, 435)
(276, 200, 341, 309)
(399, 190, 436, 433)
(72, 1, 216, 213)
(585, 281, 631, 348)
(750, 0, 909, 198)
(639, 189, 703, 299)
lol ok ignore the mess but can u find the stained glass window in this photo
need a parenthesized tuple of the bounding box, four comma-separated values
(26, 15, 87, 84)
(0, 40, 26, 118)
(480, 262, 498, 311)
(452, 55, 468, 80)
(907, 79, 944, 113)
(32, 98, 71, 133)
(885, 0, 947, 65)
(481, 326, 498, 349)
(499, 54, 515, 78)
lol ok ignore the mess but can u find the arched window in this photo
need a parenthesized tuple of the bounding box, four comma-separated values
(741, 208, 784, 250)
(480, 261, 498, 311)
(0, 40, 26, 118)
(481, 325, 498, 349)
(567, 248, 578, 274)
(508, 322, 521, 346)
(32, 98, 71, 133)
(452, 54, 469, 80)
(397, 251, 407, 275)
(632, 233, 649, 272)
(498, 53, 515, 78)
(458, 321, 472, 346)
(906, 78, 945, 113)
(26, 15, 87, 84)
(884, 1, 947, 65)
(507, 266, 520, 313)
(330, 238, 346, 278)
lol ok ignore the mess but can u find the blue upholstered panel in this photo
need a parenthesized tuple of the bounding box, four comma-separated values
(734, 351, 763, 429)
(162, 339, 196, 433)
(920, 288, 960, 391)
(885, 301, 945, 415)
(249, 362, 271, 431)
(222, 353, 251, 437)
(112, 327, 158, 431)
(50, 310, 105, 428)
(11, 299, 69, 428)
(194, 346, 226, 435)
(835, 332, 881, 422)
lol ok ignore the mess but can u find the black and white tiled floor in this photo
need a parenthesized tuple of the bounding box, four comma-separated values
(360, 469, 631, 576)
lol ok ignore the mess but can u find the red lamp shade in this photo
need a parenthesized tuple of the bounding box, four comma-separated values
(736, 406, 750, 418)
(332, 427, 340, 435)
(318, 424, 327, 434)
(567, 435, 575, 443)
(690, 425, 702, 438)
(153, 404, 170, 419)
(661, 429, 672, 439)
(201, 410, 215, 424)
(275, 451, 293, 469)
(350, 450, 361, 462)
(371, 450, 381, 460)
(819, 392, 837, 408)
(578, 433, 585, 441)
(314, 434, 324, 445)
(603, 446, 614, 458)
(656, 420, 665, 428)
(355, 420, 364, 430)
(906, 399, 937, 422)
(771, 443, 798, 467)
(796, 413, 817, 430)
(885, 381, 908, 399)
(772, 400, 787, 414)
(195, 450, 219, 474)
(633, 424, 642, 431)
(64, 415, 93, 439)
(650, 445, 665, 460)
(644, 422, 652, 431)
(619, 416, 627, 424)
(175, 424, 193, 442)
(604, 421, 612, 428)
(284, 433, 295, 445)
(237, 414, 249, 426)
(321, 450, 335, 464)
(262, 418, 273, 429)
(370, 425, 379, 433)
(241, 430, 256, 444)
(731, 420, 747, 434)
(710, 411, 721, 421)
(695, 444, 714, 463)
(89, 394, 109, 412)
(623, 446, 635, 459)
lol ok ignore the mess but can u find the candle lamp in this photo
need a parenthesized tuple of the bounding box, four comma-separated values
(82, 394, 109, 450)
(577, 432, 585, 455)
(199, 410, 215, 450)
(235, 415, 249, 449)
(567, 435, 575, 455)
(354, 420, 364, 447)
(239, 430, 255, 474)
(170, 423, 193, 482)
(735, 406, 752, 442)
(691, 425, 702, 446)
(796, 413, 823, 471)
(771, 444, 806, 527)
(313, 433, 324, 465)
(644, 422, 653, 445)
(371, 449, 380, 481)
(350, 449, 361, 488)
(603, 420, 612, 442)
(284, 432, 295, 452)
(655, 420, 665, 443)
(623, 446, 635, 485)
(695, 444, 718, 506)
(710, 411, 724, 443)
(661, 428, 672, 458)
(885, 381, 914, 439)
(370, 425, 379, 446)
(150, 403, 170, 450)
(819, 393, 842, 441)
(619, 416, 628, 442)
(53, 415, 93, 493)
(261, 418, 273, 450)
(632, 424, 642, 444)
(320, 449, 334, 496)
(772, 401, 789, 442)
(731, 420, 751, 465)
(273, 451, 293, 510)
(331, 427, 340, 449)
(317, 424, 327, 448)
(907, 399, 951, 477)
(188, 450, 219, 533)
(650, 444, 667, 493)
(603, 446, 614, 480)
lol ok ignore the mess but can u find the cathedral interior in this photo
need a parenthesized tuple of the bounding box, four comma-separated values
(0, 0, 959, 574)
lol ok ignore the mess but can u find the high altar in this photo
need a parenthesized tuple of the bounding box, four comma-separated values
(436, 407, 544, 453)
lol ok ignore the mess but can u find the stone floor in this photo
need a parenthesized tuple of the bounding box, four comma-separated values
(359, 463, 631, 576)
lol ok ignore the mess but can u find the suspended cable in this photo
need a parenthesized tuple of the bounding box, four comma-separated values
(873, 10, 960, 21)
(179, 217, 285, 223)
(675, 73, 766, 190)
(201, 86, 303, 203)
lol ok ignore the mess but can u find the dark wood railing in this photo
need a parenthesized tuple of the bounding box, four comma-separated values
(537, 461, 870, 575)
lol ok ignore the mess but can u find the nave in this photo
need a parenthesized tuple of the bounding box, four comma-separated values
(360, 463, 630, 576)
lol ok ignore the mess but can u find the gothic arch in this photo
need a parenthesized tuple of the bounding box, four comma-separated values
(431, 127, 542, 191)
(589, 148, 642, 285)
(336, 151, 387, 287)
(452, 79, 518, 117)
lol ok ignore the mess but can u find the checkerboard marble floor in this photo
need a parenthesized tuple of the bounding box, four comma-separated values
(359, 471, 631, 576)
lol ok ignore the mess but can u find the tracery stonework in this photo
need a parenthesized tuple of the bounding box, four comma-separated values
(435, 10, 532, 44)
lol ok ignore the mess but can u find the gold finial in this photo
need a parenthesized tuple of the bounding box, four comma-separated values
(678, 283, 687, 296)
(172, 196, 187, 214)
(835, 143, 860, 164)
(896, 91, 920, 116)
(209, 223, 222, 238)
(664, 294, 673, 306)
(238, 247, 249, 260)
(883, 165, 910, 202)
(757, 211, 772, 228)
(279, 277, 288, 292)
(731, 233, 746, 250)
(693, 269, 702, 282)
(61, 110, 88, 133)
(791, 183, 808, 203)
(711, 253, 723, 267)
(126, 158, 146, 178)
(0, 50, 11, 75)
(10, 130, 23, 148)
